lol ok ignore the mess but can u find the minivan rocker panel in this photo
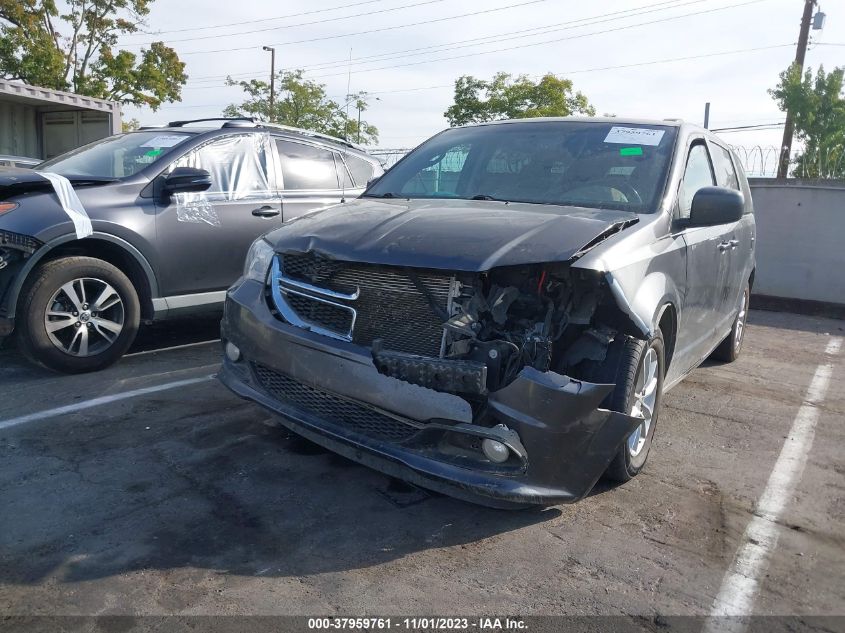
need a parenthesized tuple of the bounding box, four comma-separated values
(219, 118, 755, 507)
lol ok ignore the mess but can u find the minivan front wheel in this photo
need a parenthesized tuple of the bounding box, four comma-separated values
(571, 329, 665, 483)
(18, 257, 140, 373)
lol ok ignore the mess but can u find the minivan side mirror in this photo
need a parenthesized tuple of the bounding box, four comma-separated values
(163, 167, 212, 195)
(688, 186, 744, 226)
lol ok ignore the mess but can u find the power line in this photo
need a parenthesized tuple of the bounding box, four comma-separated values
(177, 43, 793, 96)
(179, 0, 550, 55)
(124, 0, 389, 37)
(125, 0, 449, 46)
(304, 0, 775, 80)
(712, 122, 786, 132)
(186, 0, 707, 83)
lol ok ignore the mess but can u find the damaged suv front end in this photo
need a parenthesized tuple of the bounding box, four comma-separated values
(220, 118, 711, 507)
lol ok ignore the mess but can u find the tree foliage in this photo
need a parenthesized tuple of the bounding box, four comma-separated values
(0, 0, 186, 109)
(444, 72, 595, 127)
(223, 70, 379, 145)
(770, 64, 845, 178)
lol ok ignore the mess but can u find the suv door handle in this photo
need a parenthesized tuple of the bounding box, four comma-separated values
(252, 205, 280, 218)
(728, 239, 739, 249)
(718, 241, 731, 252)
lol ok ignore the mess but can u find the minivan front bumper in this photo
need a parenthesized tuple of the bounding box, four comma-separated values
(219, 278, 642, 508)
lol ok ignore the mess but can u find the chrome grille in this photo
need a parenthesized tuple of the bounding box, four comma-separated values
(270, 253, 454, 357)
(253, 364, 419, 442)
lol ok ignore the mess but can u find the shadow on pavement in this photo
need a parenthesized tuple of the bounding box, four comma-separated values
(0, 398, 561, 586)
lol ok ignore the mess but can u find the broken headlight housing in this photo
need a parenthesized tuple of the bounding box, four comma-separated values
(243, 237, 275, 282)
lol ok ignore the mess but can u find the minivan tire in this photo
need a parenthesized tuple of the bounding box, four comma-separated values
(17, 257, 140, 374)
(572, 329, 665, 483)
(711, 283, 750, 363)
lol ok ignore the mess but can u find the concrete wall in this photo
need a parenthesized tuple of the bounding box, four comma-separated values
(749, 179, 845, 306)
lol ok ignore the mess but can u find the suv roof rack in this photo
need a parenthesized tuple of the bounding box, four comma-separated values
(166, 117, 257, 127)
(158, 117, 367, 152)
(259, 123, 365, 151)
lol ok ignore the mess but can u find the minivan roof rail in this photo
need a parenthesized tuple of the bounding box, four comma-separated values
(166, 117, 256, 127)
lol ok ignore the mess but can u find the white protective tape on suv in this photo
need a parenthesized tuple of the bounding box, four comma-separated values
(39, 172, 93, 239)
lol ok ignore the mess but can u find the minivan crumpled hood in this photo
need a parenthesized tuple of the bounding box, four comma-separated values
(268, 198, 637, 271)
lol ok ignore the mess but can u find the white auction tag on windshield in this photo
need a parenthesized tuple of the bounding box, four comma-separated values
(140, 135, 188, 148)
(604, 126, 665, 146)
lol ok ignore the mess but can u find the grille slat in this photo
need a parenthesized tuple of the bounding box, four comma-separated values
(275, 252, 453, 357)
(253, 364, 418, 442)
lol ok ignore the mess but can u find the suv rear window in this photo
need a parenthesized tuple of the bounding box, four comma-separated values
(344, 154, 375, 187)
(277, 140, 339, 190)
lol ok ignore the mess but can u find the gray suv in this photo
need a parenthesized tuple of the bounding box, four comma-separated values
(0, 118, 383, 372)
(220, 118, 755, 507)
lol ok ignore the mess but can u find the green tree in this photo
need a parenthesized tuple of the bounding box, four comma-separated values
(223, 70, 379, 145)
(770, 64, 845, 178)
(444, 72, 595, 127)
(0, 0, 186, 110)
(122, 117, 140, 132)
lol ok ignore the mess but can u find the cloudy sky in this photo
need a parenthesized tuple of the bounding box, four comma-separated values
(120, 0, 843, 163)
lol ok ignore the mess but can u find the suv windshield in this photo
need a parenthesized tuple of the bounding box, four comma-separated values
(365, 121, 677, 212)
(38, 131, 193, 179)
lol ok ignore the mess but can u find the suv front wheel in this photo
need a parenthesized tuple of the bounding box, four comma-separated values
(17, 256, 140, 373)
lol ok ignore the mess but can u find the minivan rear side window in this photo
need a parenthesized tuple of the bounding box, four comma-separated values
(710, 143, 740, 190)
(277, 140, 339, 190)
(345, 154, 375, 187)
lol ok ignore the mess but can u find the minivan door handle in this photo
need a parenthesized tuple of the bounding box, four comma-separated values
(717, 241, 731, 252)
(728, 239, 739, 249)
(252, 205, 280, 218)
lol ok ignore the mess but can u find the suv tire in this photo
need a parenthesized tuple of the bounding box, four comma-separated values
(17, 256, 140, 373)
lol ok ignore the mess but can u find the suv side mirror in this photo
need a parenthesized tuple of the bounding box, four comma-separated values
(163, 167, 212, 195)
(689, 186, 744, 226)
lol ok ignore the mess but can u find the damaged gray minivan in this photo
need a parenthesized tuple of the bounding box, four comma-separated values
(220, 118, 755, 507)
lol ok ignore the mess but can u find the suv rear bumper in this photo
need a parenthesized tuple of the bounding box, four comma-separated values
(219, 279, 641, 508)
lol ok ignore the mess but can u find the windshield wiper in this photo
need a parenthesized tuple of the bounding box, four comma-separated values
(366, 192, 400, 198)
(470, 194, 509, 202)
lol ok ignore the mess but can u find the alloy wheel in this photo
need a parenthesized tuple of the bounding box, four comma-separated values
(735, 288, 749, 352)
(44, 277, 125, 357)
(628, 346, 659, 457)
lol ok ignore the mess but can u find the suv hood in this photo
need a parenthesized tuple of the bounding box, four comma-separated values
(0, 168, 116, 197)
(267, 198, 637, 271)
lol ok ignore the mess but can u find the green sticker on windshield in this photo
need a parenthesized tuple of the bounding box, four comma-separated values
(619, 147, 643, 156)
(145, 148, 163, 157)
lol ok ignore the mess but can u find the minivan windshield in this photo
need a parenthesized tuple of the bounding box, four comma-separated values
(365, 121, 677, 212)
(38, 131, 193, 179)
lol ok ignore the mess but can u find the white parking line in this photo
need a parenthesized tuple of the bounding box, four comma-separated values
(125, 338, 221, 357)
(0, 375, 215, 431)
(704, 337, 842, 632)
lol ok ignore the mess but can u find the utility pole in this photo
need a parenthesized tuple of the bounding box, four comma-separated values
(262, 46, 276, 122)
(703, 102, 710, 129)
(777, 0, 816, 178)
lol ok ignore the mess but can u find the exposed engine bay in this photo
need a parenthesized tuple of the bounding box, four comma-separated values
(371, 263, 639, 397)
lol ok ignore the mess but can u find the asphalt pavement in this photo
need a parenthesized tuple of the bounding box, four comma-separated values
(0, 309, 843, 619)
